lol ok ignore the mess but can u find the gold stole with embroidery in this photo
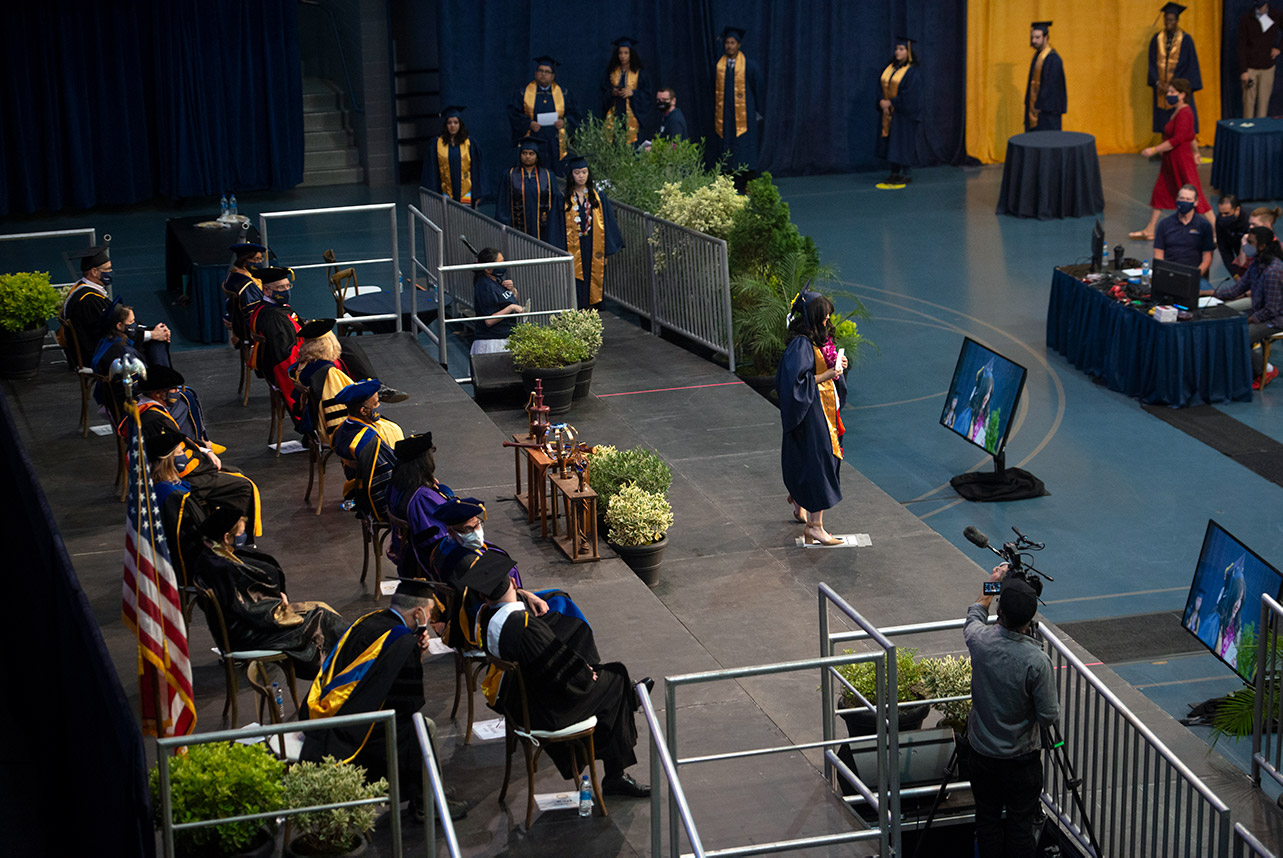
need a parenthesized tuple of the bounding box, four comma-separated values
(1155, 30, 1185, 111)
(436, 138, 472, 204)
(880, 63, 910, 137)
(606, 68, 641, 143)
(523, 82, 567, 158)
(1028, 44, 1053, 128)
(813, 347, 844, 459)
(714, 53, 748, 137)
(564, 191, 606, 304)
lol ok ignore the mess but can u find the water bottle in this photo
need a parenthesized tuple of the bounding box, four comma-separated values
(1142, 258, 1151, 279)
(1101, 243, 1109, 269)
(220, 194, 228, 218)
(340, 499, 356, 511)
(229, 194, 238, 217)
(272, 682, 285, 722)
(578, 774, 592, 817)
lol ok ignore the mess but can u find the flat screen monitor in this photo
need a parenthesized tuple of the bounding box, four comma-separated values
(1091, 220, 1104, 271)
(1181, 520, 1283, 681)
(940, 338, 1028, 457)
(1151, 258, 1201, 308)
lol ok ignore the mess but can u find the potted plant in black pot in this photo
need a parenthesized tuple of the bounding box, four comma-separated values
(921, 654, 973, 735)
(507, 321, 589, 417)
(588, 444, 673, 513)
(832, 646, 932, 738)
(605, 482, 673, 586)
(0, 270, 61, 380)
(550, 308, 603, 399)
(282, 756, 388, 857)
(149, 741, 285, 858)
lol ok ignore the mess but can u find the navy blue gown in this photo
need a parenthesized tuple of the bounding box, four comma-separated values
(420, 137, 483, 205)
(1148, 31, 1201, 133)
(1024, 50, 1066, 132)
(507, 84, 578, 176)
(876, 63, 922, 168)
(776, 337, 847, 512)
(495, 166, 565, 246)
(560, 190, 625, 307)
(714, 54, 762, 171)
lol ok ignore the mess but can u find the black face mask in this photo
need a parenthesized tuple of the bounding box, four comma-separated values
(657, 100, 671, 111)
(492, 268, 508, 279)
(123, 322, 140, 337)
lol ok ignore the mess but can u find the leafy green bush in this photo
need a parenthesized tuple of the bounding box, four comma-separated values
(283, 756, 388, 855)
(549, 308, 604, 359)
(920, 655, 973, 733)
(0, 271, 60, 332)
(653, 176, 746, 239)
(605, 482, 673, 546)
(507, 322, 589, 370)
(834, 647, 926, 710)
(589, 444, 673, 510)
(149, 741, 285, 855)
(726, 174, 820, 279)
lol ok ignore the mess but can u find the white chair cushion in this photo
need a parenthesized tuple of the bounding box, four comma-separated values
(529, 715, 597, 740)
(214, 646, 285, 660)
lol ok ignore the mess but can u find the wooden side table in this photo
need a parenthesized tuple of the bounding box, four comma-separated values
(511, 435, 552, 537)
(547, 472, 600, 563)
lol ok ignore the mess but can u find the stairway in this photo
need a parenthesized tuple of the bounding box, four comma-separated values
(302, 78, 364, 186)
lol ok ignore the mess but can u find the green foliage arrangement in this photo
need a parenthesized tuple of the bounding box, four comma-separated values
(834, 647, 927, 710)
(920, 654, 973, 733)
(149, 741, 285, 856)
(726, 174, 820, 278)
(1210, 625, 1283, 745)
(549, 308, 604, 359)
(653, 176, 746, 240)
(0, 271, 60, 333)
(605, 482, 673, 546)
(984, 410, 1002, 453)
(589, 444, 673, 511)
(506, 322, 590, 371)
(282, 756, 388, 855)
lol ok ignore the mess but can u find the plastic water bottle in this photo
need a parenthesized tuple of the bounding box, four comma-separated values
(1101, 243, 1109, 269)
(229, 194, 238, 217)
(272, 682, 285, 722)
(220, 195, 228, 218)
(578, 774, 592, 817)
(1142, 258, 1151, 279)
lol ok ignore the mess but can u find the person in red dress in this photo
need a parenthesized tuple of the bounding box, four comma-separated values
(1129, 78, 1214, 241)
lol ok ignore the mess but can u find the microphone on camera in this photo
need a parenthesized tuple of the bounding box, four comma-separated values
(963, 526, 990, 549)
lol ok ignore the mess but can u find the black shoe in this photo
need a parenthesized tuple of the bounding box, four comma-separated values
(899, 174, 912, 184)
(884, 174, 901, 185)
(379, 386, 410, 403)
(601, 773, 651, 798)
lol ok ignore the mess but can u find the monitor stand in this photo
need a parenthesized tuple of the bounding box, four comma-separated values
(950, 452, 1046, 502)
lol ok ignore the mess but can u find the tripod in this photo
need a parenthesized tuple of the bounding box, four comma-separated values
(910, 739, 964, 858)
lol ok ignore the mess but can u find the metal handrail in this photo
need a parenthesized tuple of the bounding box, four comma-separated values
(1254, 594, 1283, 796)
(636, 681, 705, 858)
(155, 710, 402, 858)
(0, 226, 101, 294)
(413, 712, 460, 857)
(1235, 822, 1279, 858)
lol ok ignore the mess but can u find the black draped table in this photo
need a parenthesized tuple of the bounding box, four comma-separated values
(165, 215, 260, 344)
(1210, 118, 1283, 201)
(1046, 267, 1252, 407)
(997, 131, 1105, 220)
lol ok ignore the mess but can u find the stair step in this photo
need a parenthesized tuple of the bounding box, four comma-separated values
(303, 111, 346, 133)
(303, 91, 341, 113)
(305, 148, 361, 170)
(301, 166, 366, 186)
(305, 129, 353, 150)
(303, 77, 339, 96)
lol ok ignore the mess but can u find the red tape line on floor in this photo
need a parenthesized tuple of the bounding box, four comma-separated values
(595, 381, 745, 398)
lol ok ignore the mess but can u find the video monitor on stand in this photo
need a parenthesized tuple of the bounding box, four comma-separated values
(1150, 258, 1201, 311)
(1090, 220, 1104, 273)
(941, 337, 1045, 501)
(1181, 520, 1283, 681)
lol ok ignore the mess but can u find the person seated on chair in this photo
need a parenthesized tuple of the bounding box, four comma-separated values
(331, 378, 404, 522)
(461, 556, 652, 799)
(470, 248, 524, 355)
(1216, 195, 1252, 281)
(129, 364, 216, 449)
(1206, 227, 1283, 389)
(293, 319, 408, 442)
(196, 504, 344, 680)
(247, 267, 303, 413)
(301, 577, 468, 821)
(1153, 184, 1216, 291)
(145, 425, 208, 588)
(388, 432, 455, 579)
(222, 241, 265, 345)
(92, 304, 174, 411)
(61, 243, 172, 372)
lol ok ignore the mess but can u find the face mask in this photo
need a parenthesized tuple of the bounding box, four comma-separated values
(1176, 200, 1195, 215)
(166, 392, 180, 404)
(363, 407, 381, 422)
(248, 261, 263, 270)
(1218, 214, 1236, 222)
(271, 289, 291, 304)
(1166, 94, 1179, 105)
(457, 527, 485, 550)
(492, 268, 508, 279)
(99, 271, 114, 287)
(657, 100, 671, 111)
(123, 322, 140, 337)
(1244, 243, 1259, 259)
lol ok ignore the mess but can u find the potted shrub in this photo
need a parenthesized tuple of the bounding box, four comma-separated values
(549, 308, 604, 399)
(0, 270, 61, 380)
(507, 322, 588, 417)
(149, 741, 285, 858)
(282, 756, 388, 857)
(832, 646, 931, 738)
(588, 444, 673, 513)
(605, 482, 673, 586)
(921, 654, 973, 734)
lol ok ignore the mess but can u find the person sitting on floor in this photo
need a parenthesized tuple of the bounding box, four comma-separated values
(461, 555, 652, 799)
(330, 378, 404, 521)
(145, 425, 207, 588)
(195, 504, 345, 680)
(1207, 227, 1283, 388)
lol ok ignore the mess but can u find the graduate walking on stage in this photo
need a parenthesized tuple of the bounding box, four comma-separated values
(496, 139, 564, 246)
(559, 155, 624, 309)
(876, 35, 923, 186)
(1024, 21, 1066, 131)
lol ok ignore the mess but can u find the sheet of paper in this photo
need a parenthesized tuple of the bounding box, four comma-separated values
(535, 791, 580, 811)
(269, 439, 304, 454)
(90, 424, 114, 436)
(471, 717, 506, 742)
(379, 580, 398, 596)
(1122, 268, 1144, 277)
(795, 533, 871, 549)
(535, 111, 558, 127)
(427, 638, 453, 656)
(1198, 296, 1223, 308)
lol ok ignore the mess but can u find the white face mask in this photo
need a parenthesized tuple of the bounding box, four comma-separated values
(457, 526, 485, 549)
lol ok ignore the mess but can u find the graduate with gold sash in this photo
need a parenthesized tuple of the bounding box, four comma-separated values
(601, 36, 652, 145)
(559, 155, 624, 308)
(508, 55, 578, 177)
(876, 36, 923, 186)
(1148, 3, 1202, 134)
(1024, 21, 1066, 132)
(713, 26, 763, 179)
(496, 139, 565, 245)
(420, 105, 482, 207)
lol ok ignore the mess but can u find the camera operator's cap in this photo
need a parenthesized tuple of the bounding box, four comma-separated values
(999, 578, 1039, 627)
(457, 549, 517, 601)
(391, 577, 435, 599)
(436, 498, 487, 526)
(298, 317, 336, 340)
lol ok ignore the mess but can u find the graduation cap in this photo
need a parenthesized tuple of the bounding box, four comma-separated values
(143, 425, 187, 462)
(201, 503, 246, 541)
(720, 26, 746, 42)
(457, 549, 518, 602)
(441, 105, 466, 119)
(256, 266, 293, 285)
(391, 576, 436, 599)
(894, 35, 916, 61)
(612, 36, 638, 48)
(1031, 20, 1053, 34)
(1161, 2, 1186, 16)
(532, 55, 560, 69)
(298, 318, 336, 340)
(517, 138, 542, 152)
(138, 364, 185, 393)
(333, 378, 382, 406)
(69, 244, 111, 272)
(561, 154, 589, 173)
(436, 498, 487, 526)
(394, 432, 434, 461)
(229, 241, 266, 254)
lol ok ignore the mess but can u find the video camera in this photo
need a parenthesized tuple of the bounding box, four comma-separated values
(963, 525, 1052, 597)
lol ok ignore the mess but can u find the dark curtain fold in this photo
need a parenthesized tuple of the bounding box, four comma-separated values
(0, 0, 303, 215)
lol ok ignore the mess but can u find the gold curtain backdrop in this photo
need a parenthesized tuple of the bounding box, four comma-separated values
(966, 1, 1222, 163)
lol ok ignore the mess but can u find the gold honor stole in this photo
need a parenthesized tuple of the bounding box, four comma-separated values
(714, 52, 748, 138)
(436, 138, 473, 204)
(607, 68, 641, 143)
(1027, 44, 1052, 129)
(523, 82, 567, 158)
(564, 192, 606, 304)
(1155, 30, 1184, 110)
(879, 63, 910, 137)
(812, 347, 844, 459)
(511, 167, 551, 240)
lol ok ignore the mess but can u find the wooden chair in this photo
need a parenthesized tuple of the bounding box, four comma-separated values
(359, 512, 392, 598)
(1261, 332, 1283, 389)
(267, 383, 285, 456)
(62, 323, 100, 438)
(487, 654, 606, 829)
(424, 581, 488, 746)
(236, 339, 255, 407)
(324, 249, 382, 334)
(296, 384, 333, 514)
(194, 583, 300, 726)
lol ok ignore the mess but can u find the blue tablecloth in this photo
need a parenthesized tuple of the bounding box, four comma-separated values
(1046, 268, 1252, 407)
(1210, 118, 1283, 201)
(997, 132, 1105, 220)
(165, 215, 259, 344)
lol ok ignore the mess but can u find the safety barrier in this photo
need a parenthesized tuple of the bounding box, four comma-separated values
(635, 681, 705, 858)
(1253, 595, 1283, 796)
(154, 711, 403, 857)
(0, 227, 101, 291)
(258, 203, 401, 329)
(1236, 823, 1279, 857)
(413, 712, 461, 857)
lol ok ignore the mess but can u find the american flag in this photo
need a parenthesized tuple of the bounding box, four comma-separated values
(120, 405, 196, 737)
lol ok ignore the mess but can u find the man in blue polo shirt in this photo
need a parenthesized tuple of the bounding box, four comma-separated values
(1153, 183, 1216, 290)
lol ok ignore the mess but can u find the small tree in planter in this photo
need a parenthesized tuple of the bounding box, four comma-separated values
(149, 741, 286, 857)
(549, 308, 604, 399)
(282, 756, 388, 857)
(0, 270, 61, 380)
(605, 482, 673, 586)
(832, 647, 931, 737)
(588, 444, 673, 512)
(507, 322, 590, 417)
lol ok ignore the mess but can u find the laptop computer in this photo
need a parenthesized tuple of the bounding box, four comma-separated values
(1150, 258, 1201, 309)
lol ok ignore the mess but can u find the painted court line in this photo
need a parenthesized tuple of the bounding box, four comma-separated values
(596, 381, 744, 398)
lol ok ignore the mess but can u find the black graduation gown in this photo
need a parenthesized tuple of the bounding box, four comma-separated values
(495, 166, 565, 245)
(1024, 49, 1066, 131)
(562, 190, 625, 308)
(876, 62, 922, 168)
(507, 84, 579, 175)
(1148, 30, 1202, 133)
(154, 479, 206, 588)
(601, 67, 653, 142)
(194, 545, 344, 680)
(714, 54, 763, 171)
(249, 300, 301, 412)
(420, 137, 483, 206)
(776, 336, 847, 513)
(61, 280, 112, 368)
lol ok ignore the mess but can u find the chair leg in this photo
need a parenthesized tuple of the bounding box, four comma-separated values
(283, 660, 300, 713)
(523, 741, 537, 830)
(315, 455, 326, 515)
(585, 734, 607, 818)
(79, 378, 91, 438)
(499, 729, 514, 802)
(304, 444, 317, 505)
(450, 652, 465, 719)
(241, 363, 251, 407)
(1264, 339, 1277, 388)
(359, 519, 372, 584)
(224, 658, 239, 726)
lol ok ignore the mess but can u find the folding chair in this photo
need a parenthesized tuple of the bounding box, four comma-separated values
(195, 583, 300, 727)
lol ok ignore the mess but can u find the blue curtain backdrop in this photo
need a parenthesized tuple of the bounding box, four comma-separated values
(0, 0, 303, 215)
(437, 0, 967, 205)
(1221, 0, 1283, 120)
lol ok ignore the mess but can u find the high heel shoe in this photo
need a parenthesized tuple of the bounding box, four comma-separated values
(804, 526, 842, 546)
(787, 494, 807, 523)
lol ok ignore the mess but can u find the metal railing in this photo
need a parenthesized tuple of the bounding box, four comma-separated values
(258, 203, 401, 329)
(608, 201, 735, 372)
(0, 227, 100, 291)
(635, 681, 706, 858)
(1235, 823, 1279, 858)
(413, 712, 461, 857)
(154, 711, 402, 858)
(1253, 594, 1283, 794)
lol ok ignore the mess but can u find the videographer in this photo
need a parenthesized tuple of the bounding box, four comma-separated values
(964, 564, 1060, 858)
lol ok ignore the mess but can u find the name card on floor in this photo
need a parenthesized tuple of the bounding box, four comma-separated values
(90, 424, 114, 436)
(794, 533, 871, 549)
(379, 580, 398, 596)
(534, 791, 580, 811)
(427, 638, 453, 656)
(269, 440, 305, 454)
(471, 717, 506, 742)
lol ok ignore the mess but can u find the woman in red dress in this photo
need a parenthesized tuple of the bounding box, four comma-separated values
(1129, 78, 1214, 240)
